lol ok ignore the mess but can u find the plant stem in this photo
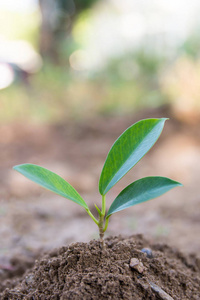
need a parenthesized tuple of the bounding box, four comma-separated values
(102, 195, 106, 216)
(94, 204, 102, 217)
(85, 196, 108, 249)
(99, 213, 104, 248)
(103, 216, 110, 232)
(98, 195, 106, 248)
(85, 208, 99, 226)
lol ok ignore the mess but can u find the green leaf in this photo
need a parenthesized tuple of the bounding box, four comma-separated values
(99, 118, 168, 195)
(107, 176, 182, 217)
(13, 164, 88, 209)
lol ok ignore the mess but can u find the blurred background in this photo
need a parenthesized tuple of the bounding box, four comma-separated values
(0, 0, 200, 266)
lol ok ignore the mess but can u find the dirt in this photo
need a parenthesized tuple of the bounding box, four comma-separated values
(0, 234, 200, 299)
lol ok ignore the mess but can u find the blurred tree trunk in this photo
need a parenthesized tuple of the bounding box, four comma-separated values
(38, 0, 70, 63)
(38, 0, 98, 64)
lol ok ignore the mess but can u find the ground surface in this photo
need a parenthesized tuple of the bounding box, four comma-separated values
(0, 107, 200, 294)
(1, 235, 200, 299)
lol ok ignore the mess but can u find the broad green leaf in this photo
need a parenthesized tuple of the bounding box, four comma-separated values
(99, 118, 168, 195)
(107, 176, 182, 217)
(13, 164, 88, 209)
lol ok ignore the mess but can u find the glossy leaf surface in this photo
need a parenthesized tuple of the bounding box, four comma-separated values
(107, 176, 182, 217)
(13, 164, 88, 209)
(99, 118, 168, 195)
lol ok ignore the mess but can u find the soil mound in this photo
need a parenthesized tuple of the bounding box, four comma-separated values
(1, 235, 200, 299)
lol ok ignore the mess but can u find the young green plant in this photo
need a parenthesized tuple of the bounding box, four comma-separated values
(13, 118, 182, 247)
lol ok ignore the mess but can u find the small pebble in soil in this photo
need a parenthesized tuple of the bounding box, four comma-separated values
(130, 258, 144, 273)
(149, 281, 174, 300)
(141, 247, 153, 258)
(25, 274, 35, 285)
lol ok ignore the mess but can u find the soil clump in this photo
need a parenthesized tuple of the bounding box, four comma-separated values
(1, 235, 199, 299)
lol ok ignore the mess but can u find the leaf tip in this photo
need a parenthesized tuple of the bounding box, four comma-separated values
(13, 163, 28, 172)
(171, 179, 183, 187)
(161, 117, 169, 123)
(13, 164, 20, 171)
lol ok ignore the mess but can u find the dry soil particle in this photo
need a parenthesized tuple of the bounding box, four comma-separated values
(1, 235, 200, 300)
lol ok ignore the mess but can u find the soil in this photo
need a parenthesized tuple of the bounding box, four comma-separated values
(0, 106, 200, 298)
(0, 235, 200, 299)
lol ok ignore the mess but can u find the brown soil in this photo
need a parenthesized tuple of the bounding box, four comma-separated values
(1, 235, 200, 299)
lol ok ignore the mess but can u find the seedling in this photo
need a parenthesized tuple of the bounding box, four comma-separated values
(13, 118, 182, 247)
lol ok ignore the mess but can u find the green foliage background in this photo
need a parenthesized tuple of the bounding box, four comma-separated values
(1, 1, 200, 124)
